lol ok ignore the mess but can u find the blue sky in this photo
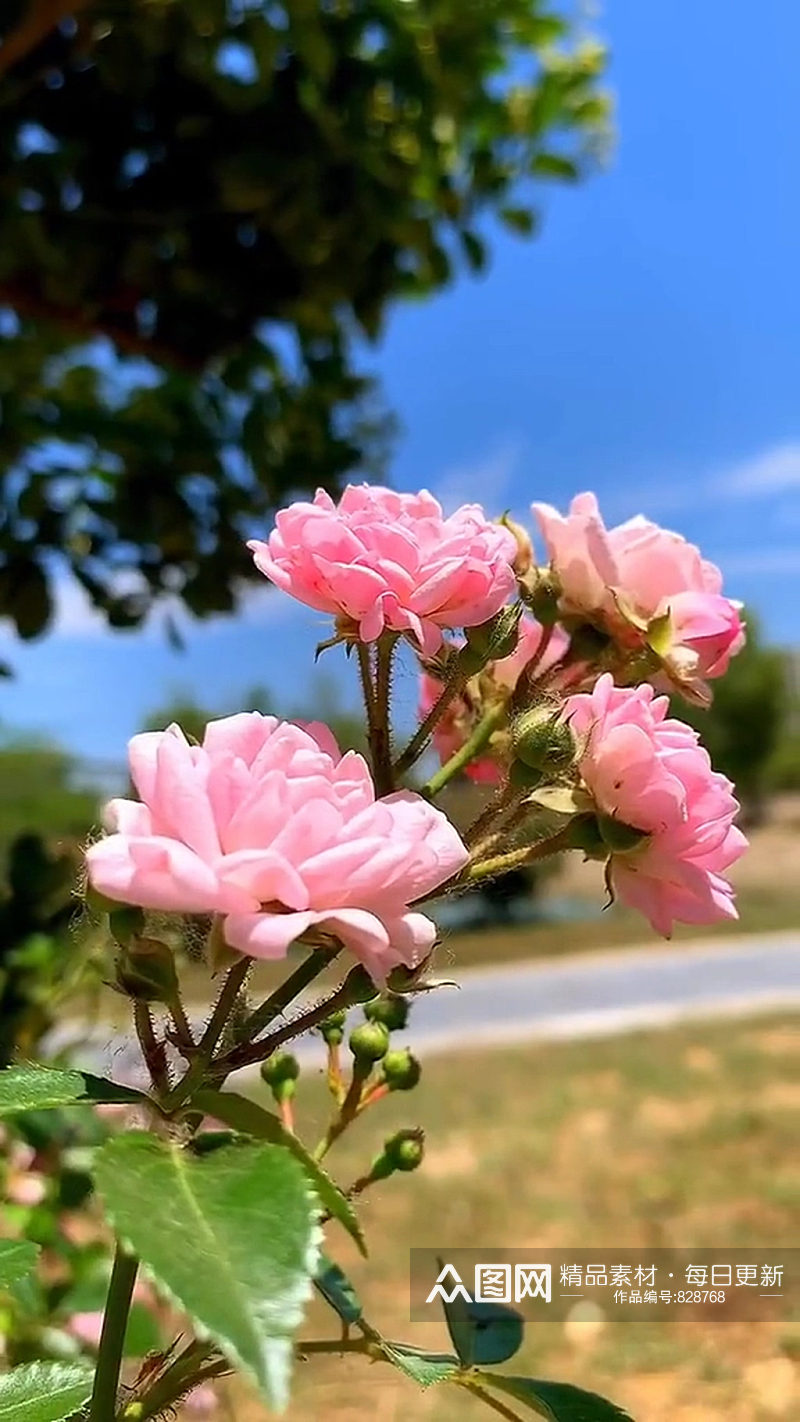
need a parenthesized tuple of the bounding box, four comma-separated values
(3, 0, 800, 769)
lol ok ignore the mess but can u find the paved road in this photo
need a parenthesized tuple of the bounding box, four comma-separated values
(65, 931, 800, 1081)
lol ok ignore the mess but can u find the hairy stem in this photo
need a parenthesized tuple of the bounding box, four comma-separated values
(393, 666, 467, 776)
(242, 946, 339, 1042)
(465, 822, 576, 884)
(121, 1341, 228, 1421)
(133, 1002, 169, 1096)
(458, 1378, 525, 1420)
(313, 1060, 369, 1160)
(164, 955, 251, 1110)
(371, 635, 397, 795)
(218, 967, 371, 1073)
(89, 1244, 138, 1422)
(423, 704, 505, 797)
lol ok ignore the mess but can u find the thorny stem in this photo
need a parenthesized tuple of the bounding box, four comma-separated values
(463, 782, 519, 850)
(121, 1340, 228, 1421)
(242, 946, 340, 1042)
(133, 1002, 169, 1096)
(168, 994, 195, 1058)
(313, 1060, 369, 1160)
(464, 823, 577, 884)
(164, 955, 251, 1109)
(216, 968, 370, 1073)
(372, 635, 397, 795)
(422, 703, 505, 798)
(458, 1378, 525, 1420)
(88, 1243, 138, 1422)
(393, 665, 468, 775)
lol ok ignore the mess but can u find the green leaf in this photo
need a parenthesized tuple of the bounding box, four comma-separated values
(0, 1063, 147, 1115)
(0, 1361, 95, 1422)
(94, 1132, 320, 1410)
(383, 1342, 460, 1387)
(194, 1088, 366, 1256)
(531, 153, 579, 180)
(499, 205, 537, 235)
(314, 1254, 362, 1325)
(124, 1302, 164, 1358)
(475, 1373, 634, 1421)
(527, 785, 593, 816)
(0, 1238, 39, 1289)
(442, 1290, 524, 1367)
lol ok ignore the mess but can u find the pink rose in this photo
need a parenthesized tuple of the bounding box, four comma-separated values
(420, 615, 569, 784)
(565, 674, 747, 936)
(86, 715, 468, 982)
(249, 484, 518, 655)
(532, 493, 744, 694)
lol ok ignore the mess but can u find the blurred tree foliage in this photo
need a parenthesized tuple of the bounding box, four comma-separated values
(0, 0, 609, 639)
(679, 618, 788, 820)
(0, 732, 103, 1062)
(143, 674, 367, 753)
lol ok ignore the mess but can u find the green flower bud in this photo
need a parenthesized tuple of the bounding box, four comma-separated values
(564, 813, 608, 860)
(597, 814, 649, 854)
(364, 994, 409, 1032)
(319, 1008, 348, 1045)
(342, 963, 381, 1005)
(519, 574, 561, 627)
(115, 937, 178, 1003)
(108, 904, 146, 947)
(384, 1127, 425, 1173)
(512, 708, 574, 772)
(348, 1021, 390, 1064)
(381, 1048, 421, 1092)
(460, 604, 523, 674)
(260, 1052, 300, 1087)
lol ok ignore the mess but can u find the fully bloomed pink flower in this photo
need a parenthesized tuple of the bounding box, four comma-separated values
(249, 484, 518, 655)
(86, 715, 467, 982)
(564, 673, 747, 936)
(532, 492, 744, 695)
(420, 615, 569, 784)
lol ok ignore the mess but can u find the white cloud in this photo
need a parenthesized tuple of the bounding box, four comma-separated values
(10, 570, 308, 643)
(429, 439, 522, 515)
(714, 442, 800, 498)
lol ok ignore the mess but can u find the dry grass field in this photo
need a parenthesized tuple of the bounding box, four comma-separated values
(182, 1012, 800, 1422)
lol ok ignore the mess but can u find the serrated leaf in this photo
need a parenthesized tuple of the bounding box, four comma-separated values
(383, 1342, 460, 1387)
(194, 1089, 366, 1256)
(0, 1063, 147, 1115)
(0, 1360, 95, 1421)
(0, 1238, 39, 1289)
(475, 1373, 634, 1420)
(94, 1132, 319, 1410)
(314, 1254, 362, 1324)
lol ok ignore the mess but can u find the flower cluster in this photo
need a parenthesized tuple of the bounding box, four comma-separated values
(249, 484, 518, 655)
(419, 615, 569, 784)
(564, 674, 746, 935)
(87, 714, 467, 983)
(86, 479, 749, 978)
(533, 492, 744, 702)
